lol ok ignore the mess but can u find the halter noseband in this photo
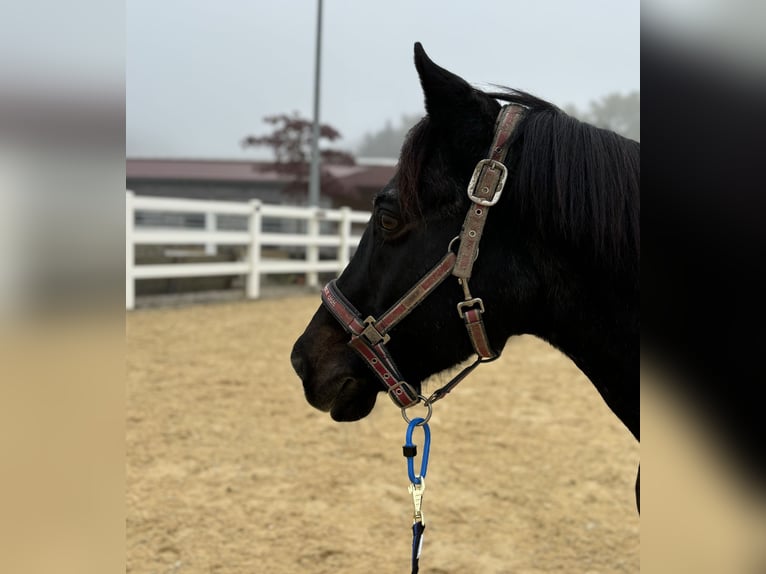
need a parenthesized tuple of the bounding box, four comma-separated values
(321, 104, 525, 409)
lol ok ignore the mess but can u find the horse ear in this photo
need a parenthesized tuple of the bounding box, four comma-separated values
(414, 42, 483, 122)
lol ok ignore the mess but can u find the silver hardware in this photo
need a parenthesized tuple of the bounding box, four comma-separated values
(408, 478, 426, 525)
(362, 316, 390, 345)
(457, 297, 485, 318)
(458, 278, 473, 300)
(466, 159, 508, 206)
(401, 395, 432, 423)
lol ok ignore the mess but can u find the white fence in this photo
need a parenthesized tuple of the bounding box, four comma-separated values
(126, 191, 370, 309)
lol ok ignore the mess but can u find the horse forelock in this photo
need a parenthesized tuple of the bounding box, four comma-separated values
(395, 115, 477, 223)
(395, 117, 430, 222)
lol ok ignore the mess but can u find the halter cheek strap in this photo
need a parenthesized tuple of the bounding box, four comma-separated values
(322, 104, 525, 409)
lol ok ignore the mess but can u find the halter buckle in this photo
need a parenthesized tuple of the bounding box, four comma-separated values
(362, 316, 390, 345)
(457, 297, 485, 319)
(467, 159, 508, 206)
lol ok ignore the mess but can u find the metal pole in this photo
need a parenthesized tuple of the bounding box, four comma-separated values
(125, 191, 135, 310)
(308, 0, 323, 207)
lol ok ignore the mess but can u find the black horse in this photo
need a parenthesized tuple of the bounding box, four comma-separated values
(292, 43, 639, 502)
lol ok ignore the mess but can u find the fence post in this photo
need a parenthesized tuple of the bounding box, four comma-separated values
(338, 206, 351, 273)
(306, 208, 320, 287)
(204, 211, 217, 255)
(246, 199, 262, 299)
(126, 191, 135, 310)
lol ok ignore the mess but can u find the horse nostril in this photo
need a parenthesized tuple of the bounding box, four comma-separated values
(290, 346, 308, 380)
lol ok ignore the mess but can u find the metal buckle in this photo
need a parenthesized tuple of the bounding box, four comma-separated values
(362, 316, 390, 345)
(466, 159, 508, 207)
(457, 297, 485, 319)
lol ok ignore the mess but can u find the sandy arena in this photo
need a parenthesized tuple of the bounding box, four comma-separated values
(127, 296, 639, 573)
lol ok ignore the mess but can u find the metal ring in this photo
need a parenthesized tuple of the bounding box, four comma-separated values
(447, 235, 479, 261)
(401, 396, 432, 425)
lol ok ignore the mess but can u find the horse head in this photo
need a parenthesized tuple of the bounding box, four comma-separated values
(291, 43, 639, 438)
(292, 44, 532, 420)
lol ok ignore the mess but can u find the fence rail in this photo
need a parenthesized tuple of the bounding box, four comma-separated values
(126, 191, 370, 309)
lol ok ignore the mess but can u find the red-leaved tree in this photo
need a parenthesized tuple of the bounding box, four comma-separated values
(241, 112, 356, 202)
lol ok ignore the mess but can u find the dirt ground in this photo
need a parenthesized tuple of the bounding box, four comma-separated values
(127, 296, 639, 574)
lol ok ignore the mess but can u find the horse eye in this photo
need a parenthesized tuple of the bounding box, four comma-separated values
(379, 212, 400, 232)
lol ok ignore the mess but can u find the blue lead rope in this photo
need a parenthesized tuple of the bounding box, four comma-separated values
(403, 417, 431, 573)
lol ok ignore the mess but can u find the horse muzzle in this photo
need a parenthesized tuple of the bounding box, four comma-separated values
(290, 318, 379, 421)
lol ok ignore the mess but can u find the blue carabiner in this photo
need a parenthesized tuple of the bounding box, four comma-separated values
(404, 417, 431, 484)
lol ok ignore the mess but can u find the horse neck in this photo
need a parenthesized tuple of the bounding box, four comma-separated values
(519, 254, 639, 440)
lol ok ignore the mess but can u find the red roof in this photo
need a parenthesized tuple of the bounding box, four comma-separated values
(126, 158, 293, 183)
(126, 158, 396, 188)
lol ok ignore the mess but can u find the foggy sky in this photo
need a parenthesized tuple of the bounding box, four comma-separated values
(127, 0, 639, 159)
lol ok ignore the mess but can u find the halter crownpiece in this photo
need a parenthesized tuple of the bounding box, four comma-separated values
(453, 105, 523, 281)
(321, 104, 525, 409)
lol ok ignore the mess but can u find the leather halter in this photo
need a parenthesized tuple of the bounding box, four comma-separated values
(322, 104, 525, 409)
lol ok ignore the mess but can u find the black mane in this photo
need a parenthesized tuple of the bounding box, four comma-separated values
(397, 88, 640, 273)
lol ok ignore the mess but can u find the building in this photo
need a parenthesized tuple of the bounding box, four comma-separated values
(126, 157, 396, 211)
